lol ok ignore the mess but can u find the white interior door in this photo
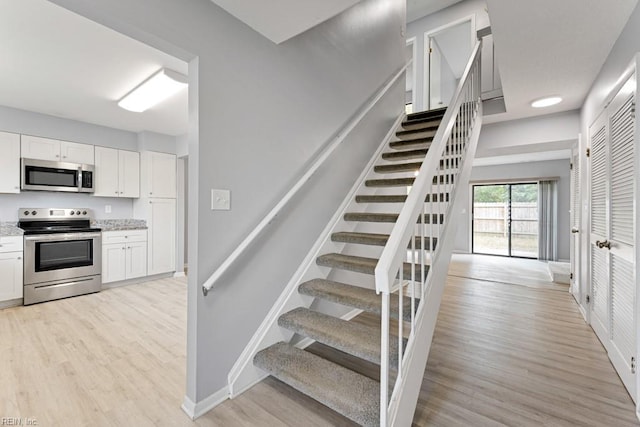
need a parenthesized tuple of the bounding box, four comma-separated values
(589, 74, 637, 399)
(589, 111, 609, 340)
(607, 76, 636, 397)
(570, 145, 581, 299)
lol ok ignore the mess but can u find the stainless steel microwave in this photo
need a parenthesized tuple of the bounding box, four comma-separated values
(21, 158, 94, 193)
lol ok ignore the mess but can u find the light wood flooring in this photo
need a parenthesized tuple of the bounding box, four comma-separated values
(0, 256, 637, 426)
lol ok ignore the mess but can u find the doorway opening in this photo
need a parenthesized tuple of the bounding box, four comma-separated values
(424, 16, 475, 111)
(472, 183, 539, 258)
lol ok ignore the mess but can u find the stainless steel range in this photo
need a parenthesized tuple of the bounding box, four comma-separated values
(18, 208, 102, 305)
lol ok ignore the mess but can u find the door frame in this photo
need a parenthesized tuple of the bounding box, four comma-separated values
(423, 15, 476, 111)
(569, 142, 581, 302)
(471, 181, 539, 259)
(406, 36, 417, 112)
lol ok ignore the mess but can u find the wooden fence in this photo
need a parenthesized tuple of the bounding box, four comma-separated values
(473, 202, 538, 236)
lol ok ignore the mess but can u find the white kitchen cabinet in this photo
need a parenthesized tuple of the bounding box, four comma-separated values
(140, 151, 176, 198)
(0, 131, 20, 193)
(102, 230, 147, 283)
(0, 236, 23, 302)
(21, 135, 94, 164)
(134, 198, 176, 275)
(119, 150, 140, 198)
(94, 147, 140, 198)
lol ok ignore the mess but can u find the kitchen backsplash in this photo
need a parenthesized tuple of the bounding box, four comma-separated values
(0, 192, 133, 222)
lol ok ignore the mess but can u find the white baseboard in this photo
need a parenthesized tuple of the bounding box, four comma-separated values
(0, 298, 23, 310)
(181, 386, 230, 420)
(173, 271, 186, 278)
(101, 272, 173, 290)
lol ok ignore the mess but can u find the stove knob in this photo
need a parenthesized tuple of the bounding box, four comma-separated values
(82, 211, 87, 215)
(31, 211, 37, 215)
(76, 210, 81, 215)
(24, 210, 29, 215)
(70, 211, 75, 215)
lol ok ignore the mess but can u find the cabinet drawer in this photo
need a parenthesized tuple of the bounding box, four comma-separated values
(102, 230, 147, 245)
(0, 236, 23, 253)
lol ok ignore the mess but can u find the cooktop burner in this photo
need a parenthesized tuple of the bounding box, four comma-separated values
(18, 208, 101, 235)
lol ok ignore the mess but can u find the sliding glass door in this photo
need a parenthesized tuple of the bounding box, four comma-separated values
(472, 183, 539, 258)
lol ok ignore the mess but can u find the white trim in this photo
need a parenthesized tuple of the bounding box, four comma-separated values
(406, 36, 418, 109)
(423, 14, 476, 111)
(100, 272, 174, 289)
(0, 298, 23, 310)
(226, 111, 406, 399)
(181, 386, 230, 420)
(202, 62, 411, 295)
(173, 271, 186, 278)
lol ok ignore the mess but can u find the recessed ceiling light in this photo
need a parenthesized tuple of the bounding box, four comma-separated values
(531, 96, 562, 108)
(118, 68, 187, 113)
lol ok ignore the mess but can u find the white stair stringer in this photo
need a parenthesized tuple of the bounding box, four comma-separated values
(388, 104, 482, 426)
(226, 112, 405, 398)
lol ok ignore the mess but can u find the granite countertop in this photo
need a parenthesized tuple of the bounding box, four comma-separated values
(93, 219, 147, 232)
(0, 222, 24, 237)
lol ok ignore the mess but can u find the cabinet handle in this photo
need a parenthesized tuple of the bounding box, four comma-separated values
(150, 192, 153, 195)
(14, 186, 18, 190)
(122, 247, 126, 250)
(17, 257, 21, 260)
(115, 191, 119, 194)
(56, 154, 60, 158)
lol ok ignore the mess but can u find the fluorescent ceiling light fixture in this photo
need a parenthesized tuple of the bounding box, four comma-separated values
(531, 96, 562, 108)
(118, 68, 187, 113)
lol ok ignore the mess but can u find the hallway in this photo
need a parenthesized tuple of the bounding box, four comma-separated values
(219, 254, 638, 425)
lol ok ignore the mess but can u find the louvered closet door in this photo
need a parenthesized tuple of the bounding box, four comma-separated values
(589, 112, 610, 340)
(589, 74, 637, 399)
(607, 75, 636, 397)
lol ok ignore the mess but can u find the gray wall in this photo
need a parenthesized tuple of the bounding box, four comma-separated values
(454, 159, 571, 260)
(579, 1, 640, 307)
(52, 0, 407, 403)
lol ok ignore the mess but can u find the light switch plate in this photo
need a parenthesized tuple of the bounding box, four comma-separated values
(105, 205, 112, 214)
(211, 189, 231, 210)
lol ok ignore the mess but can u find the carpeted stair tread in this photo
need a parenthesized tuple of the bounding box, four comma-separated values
(278, 307, 403, 368)
(299, 279, 417, 321)
(254, 342, 379, 426)
(401, 116, 442, 129)
(354, 194, 449, 204)
(331, 231, 437, 249)
(406, 107, 447, 122)
(316, 253, 426, 279)
(395, 128, 437, 141)
(374, 162, 422, 173)
(344, 212, 445, 224)
(389, 137, 434, 150)
(366, 177, 415, 187)
(382, 149, 428, 161)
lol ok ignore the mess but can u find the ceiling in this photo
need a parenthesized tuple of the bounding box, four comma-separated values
(0, 0, 188, 136)
(407, 0, 465, 23)
(209, 0, 362, 44)
(485, 0, 638, 124)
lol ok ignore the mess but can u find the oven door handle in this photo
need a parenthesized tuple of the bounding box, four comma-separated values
(24, 232, 102, 241)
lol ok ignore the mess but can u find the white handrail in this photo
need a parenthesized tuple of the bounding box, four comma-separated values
(202, 61, 412, 296)
(376, 41, 483, 426)
(375, 42, 481, 294)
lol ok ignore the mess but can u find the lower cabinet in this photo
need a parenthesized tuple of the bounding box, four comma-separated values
(0, 236, 23, 302)
(102, 230, 147, 284)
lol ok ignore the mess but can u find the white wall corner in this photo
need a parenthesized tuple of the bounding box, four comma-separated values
(181, 387, 230, 420)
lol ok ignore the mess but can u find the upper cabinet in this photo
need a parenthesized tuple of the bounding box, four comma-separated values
(0, 131, 20, 194)
(21, 135, 94, 164)
(140, 151, 176, 198)
(94, 146, 140, 198)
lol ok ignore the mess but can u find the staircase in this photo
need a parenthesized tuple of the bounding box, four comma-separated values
(253, 109, 448, 426)
(225, 42, 482, 426)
